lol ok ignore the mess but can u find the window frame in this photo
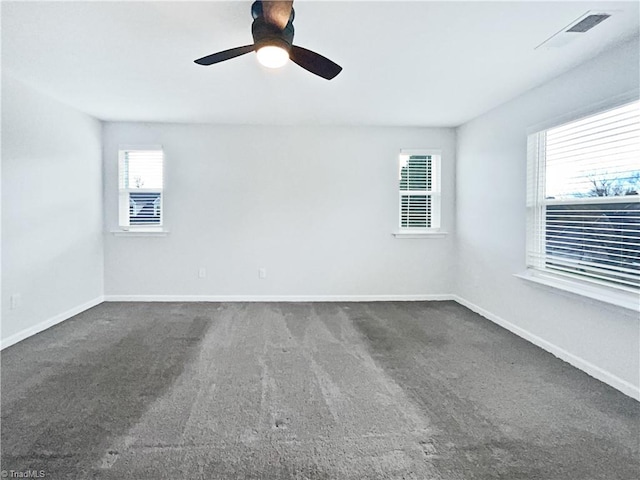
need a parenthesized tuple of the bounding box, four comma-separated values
(523, 95, 640, 310)
(117, 145, 165, 232)
(395, 149, 443, 237)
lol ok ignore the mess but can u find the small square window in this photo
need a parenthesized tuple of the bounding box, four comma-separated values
(118, 147, 164, 229)
(398, 150, 441, 231)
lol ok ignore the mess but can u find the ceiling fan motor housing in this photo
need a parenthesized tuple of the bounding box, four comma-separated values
(251, 2, 295, 52)
(251, 1, 295, 23)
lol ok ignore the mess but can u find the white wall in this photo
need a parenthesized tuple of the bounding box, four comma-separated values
(1, 75, 104, 345)
(103, 124, 455, 299)
(455, 38, 640, 397)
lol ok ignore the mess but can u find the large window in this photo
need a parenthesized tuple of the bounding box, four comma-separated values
(398, 150, 441, 231)
(526, 100, 639, 297)
(118, 146, 164, 229)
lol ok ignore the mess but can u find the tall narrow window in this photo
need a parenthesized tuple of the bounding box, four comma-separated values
(526, 100, 639, 295)
(118, 146, 164, 229)
(399, 150, 441, 231)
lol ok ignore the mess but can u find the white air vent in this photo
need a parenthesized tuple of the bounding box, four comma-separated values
(536, 10, 614, 49)
(565, 13, 611, 33)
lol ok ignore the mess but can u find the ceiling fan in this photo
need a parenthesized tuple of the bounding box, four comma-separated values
(194, 0, 342, 80)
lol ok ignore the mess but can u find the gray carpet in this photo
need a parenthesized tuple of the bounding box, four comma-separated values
(1, 301, 638, 479)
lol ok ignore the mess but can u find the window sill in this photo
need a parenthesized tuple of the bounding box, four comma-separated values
(514, 270, 639, 312)
(392, 230, 448, 239)
(110, 229, 169, 237)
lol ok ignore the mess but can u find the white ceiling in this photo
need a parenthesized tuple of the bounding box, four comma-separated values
(2, 1, 638, 127)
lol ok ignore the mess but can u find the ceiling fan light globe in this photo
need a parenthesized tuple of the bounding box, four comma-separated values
(256, 45, 289, 69)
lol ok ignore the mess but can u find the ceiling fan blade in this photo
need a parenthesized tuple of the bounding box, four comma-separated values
(289, 45, 342, 80)
(194, 45, 255, 66)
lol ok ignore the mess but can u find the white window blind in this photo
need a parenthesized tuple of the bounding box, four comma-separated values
(527, 100, 640, 293)
(118, 147, 164, 228)
(399, 150, 441, 230)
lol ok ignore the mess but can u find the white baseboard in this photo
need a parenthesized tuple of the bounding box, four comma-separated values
(451, 295, 640, 401)
(1, 296, 105, 350)
(104, 294, 455, 302)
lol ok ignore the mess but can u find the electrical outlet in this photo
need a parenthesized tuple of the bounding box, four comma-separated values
(10, 294, 21, 310)
(198, 267, 206, 278)
(258, 268, 267, 279)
